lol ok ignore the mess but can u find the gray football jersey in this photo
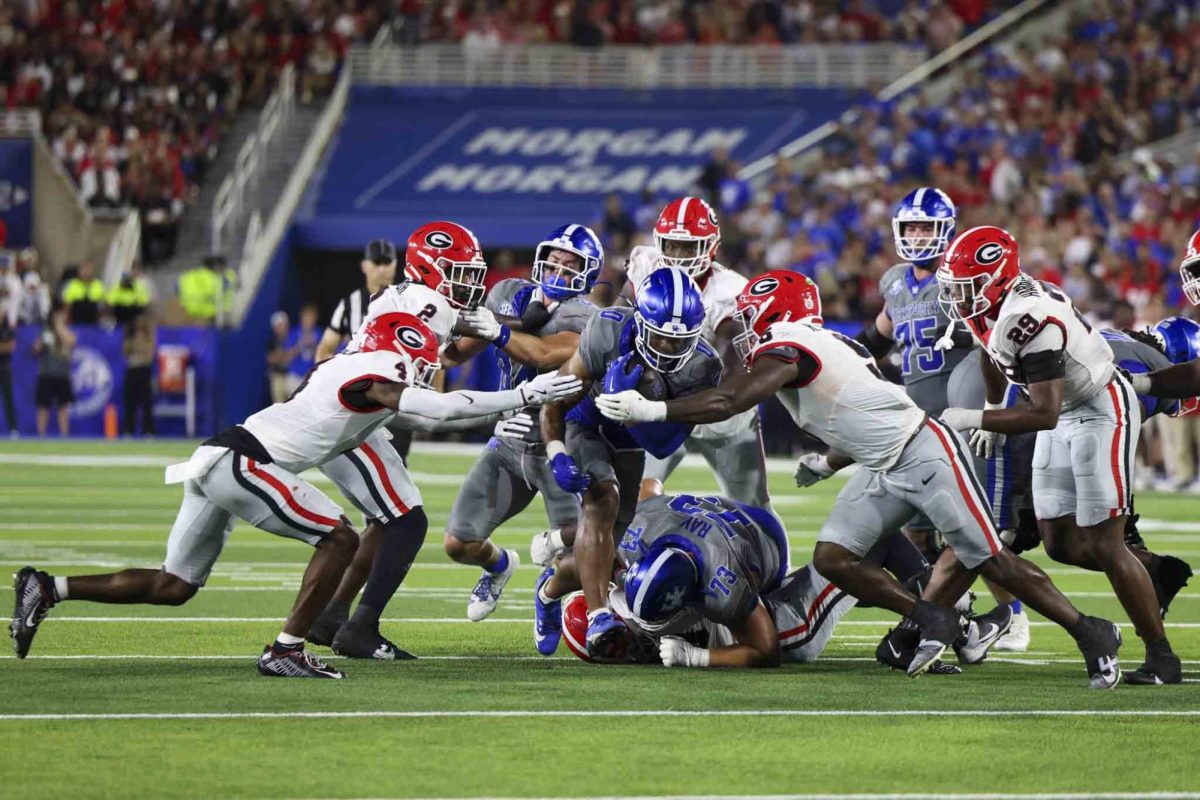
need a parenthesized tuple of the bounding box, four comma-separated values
(577, 306, 722, 402)
(487, 279, 598, 442)
(617, 494, 789, 627)
(880, 263, 970, 392)
(1103, 329, 1176, 418)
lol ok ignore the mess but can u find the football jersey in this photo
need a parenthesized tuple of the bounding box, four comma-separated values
(241, 350, 404, 473)
(965, 275, 1113, 411)
(488, 278, 597, 443)
(1101, 329, 1177, 418)
(345, 281, 458, 350)
(617, 493, 789, 628)
(626, 246, 745, 343)
(751, 321, 926, 471)
(879, 263, 970, 387)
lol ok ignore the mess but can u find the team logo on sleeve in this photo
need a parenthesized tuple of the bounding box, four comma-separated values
(424, 230, 454, 249)
(975, 243, 1004, 266)
(748, 276, 779, 296)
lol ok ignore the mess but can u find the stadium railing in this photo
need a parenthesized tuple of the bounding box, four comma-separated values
(348, 39, 926, 89)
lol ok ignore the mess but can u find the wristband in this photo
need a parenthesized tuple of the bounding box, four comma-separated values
(546, 440, 567, 460)
(1129, 372, 1151, 394)
(494, 325, 512, 348)
(695, 647, 711, 668)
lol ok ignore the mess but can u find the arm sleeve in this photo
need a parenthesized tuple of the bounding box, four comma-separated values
(391, 409, 503, 432)
(396, 386, 526, 420)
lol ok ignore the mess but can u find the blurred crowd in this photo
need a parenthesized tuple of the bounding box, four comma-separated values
(598, 1, 1200, 332)
(1, 0, 381, 263)
(396, 0, 1014, 51)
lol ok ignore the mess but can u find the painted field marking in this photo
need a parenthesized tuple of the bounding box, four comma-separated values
(299, 793, 1200, 800)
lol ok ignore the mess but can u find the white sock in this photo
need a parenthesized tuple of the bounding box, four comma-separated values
(548, 529, 565, 549)
(54, 576, 69, 601)
(537, 580, 556, 605)
(276, 632, 305, 646)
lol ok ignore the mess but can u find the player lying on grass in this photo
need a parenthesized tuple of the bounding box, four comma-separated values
(563, 489, 1006, 670)
(597, 269, 1123, 687)
(933, 227, 1179, 685)
(9, 314, 580, 679)
(535, 267, 722, 659)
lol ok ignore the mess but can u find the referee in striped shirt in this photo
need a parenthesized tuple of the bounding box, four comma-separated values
(315, 238, 397, 362)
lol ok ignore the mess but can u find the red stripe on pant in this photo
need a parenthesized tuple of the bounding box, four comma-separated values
(360, 442, 411, 515)
(246, 459, 339, 529)
(777, 581, 839, 640)
(926, 421, 1001, 556)
(1105, 381, 1127, 518)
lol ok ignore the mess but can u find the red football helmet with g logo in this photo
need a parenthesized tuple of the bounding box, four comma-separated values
(654, 196, 720, 278)
(936, 226, 1021, 321)
(358, 312, 441, 388)
(404, 221, 488, 310)
(1179, 228, 1200, 305)
(731, 270, 822, 366)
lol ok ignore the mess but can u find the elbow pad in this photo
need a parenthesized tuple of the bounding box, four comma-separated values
(628, 421, 692, 459)
(855, 322, 893, 358)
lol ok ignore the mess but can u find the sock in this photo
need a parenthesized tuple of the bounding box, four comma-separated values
(1009, 599, 1022, 615)
(322, 598, 351, 622)
(353, 507, 429, 626)
(1147, 636, 1173, 656)
(537, 578, 557, 605)
(548, 529, 565, 549)
(275, 632, 305, 649)
(487, 548, 510, 574)
(53, 576, 68, 602)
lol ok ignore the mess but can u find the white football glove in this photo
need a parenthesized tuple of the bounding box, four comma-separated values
(794, 452, 836, 487)
(940, 406, 983, 432)
(518, 372, 583, 406)
(596, 390, 667, 423)
(968, 400, 1007, 458)
(659, 636, 710, 668)
(461, 308, 503, 341)
(494, 411, 533, 440)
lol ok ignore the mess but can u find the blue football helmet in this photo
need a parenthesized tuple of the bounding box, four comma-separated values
(1152, 316, 1200, 365)
(892, 187, 957, 266)
(622, 537, 702, 631)
(634, 268, 705, 373)
(531, 224, 604, 302)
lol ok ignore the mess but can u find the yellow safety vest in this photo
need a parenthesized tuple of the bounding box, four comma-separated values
(107, 280, 151, 310)
(62, 278, 105, 305)
(178, 267, 223, 320)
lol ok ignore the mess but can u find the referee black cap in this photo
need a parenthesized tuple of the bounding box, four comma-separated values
(364, 238, 397, 264)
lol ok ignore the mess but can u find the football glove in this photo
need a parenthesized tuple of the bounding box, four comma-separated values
(602, 353, 643, 394)
(517, 372, 582, 406)
(794, 452, 836, 487)
(494, 411, 533, 440)
(461, 308, 503, 341)
(550, 452, 590, 494)
(596, 390, 666, 423)
(659, 636, 710, 668)
(939, 407, 983, 432)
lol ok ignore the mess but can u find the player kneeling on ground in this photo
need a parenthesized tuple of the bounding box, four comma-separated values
(10, 314, 580, 677)
(598, 270, 1122, 688)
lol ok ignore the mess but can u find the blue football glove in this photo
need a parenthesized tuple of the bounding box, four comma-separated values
(586, 610, 633, 662)
(602, 353, 644, 395)
(551, 452, 590, 494)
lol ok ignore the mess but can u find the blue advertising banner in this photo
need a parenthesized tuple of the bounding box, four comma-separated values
(7, 325, 220, 437)
(0, 138, 33, 248)
(296, 85, 862, 248)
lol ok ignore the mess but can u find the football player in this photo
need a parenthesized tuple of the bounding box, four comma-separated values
(432, 224, 602, 623)
(305, 221, 496, 658)
(9, 315, 580, 676)
(1179, 228, 1200, 306)
(592, 197, 771, 510)
(537, 268, 722, 659)
(598, 269, 1122, 687)
(936, 226, 1179, 685)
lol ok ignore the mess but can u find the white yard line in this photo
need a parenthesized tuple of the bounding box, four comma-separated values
(1, 710, 1197, 722)
(298, 794, 1200, 800)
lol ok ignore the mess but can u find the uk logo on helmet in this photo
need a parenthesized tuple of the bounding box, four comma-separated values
(424, 231, 454, 249)
(975, 243, 1004, 266)
(749, 276, 779, 295)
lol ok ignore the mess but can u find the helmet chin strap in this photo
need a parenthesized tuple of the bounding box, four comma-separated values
(933, 317, 957, 352)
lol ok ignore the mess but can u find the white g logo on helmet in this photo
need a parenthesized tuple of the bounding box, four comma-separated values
(424, 231, 454, 249)
(395, 325, 426, 350)
(975, 243, 1004, 266)
(749, 276, 779, 296)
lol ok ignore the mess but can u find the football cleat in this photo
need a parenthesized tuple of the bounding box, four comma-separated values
(1153, 555, 1193, 619)
(954, 603, 1013, 665)
(331, 621, 415, 660)
(467, 549, 519, 622)
(11, 567, 56, 659)
(875, 620, 961, 675)
(257, 644, 345, 678)
(533, 567, 562, 656)
(1073, 615, 1122, 690)
(586, 609, 633, 662)
(1124, 651, 1183, 686)
(305, 605, 348, 648)
(529, 530, 565, 568)
(907, 600, 964, 678)
(994, 609, 1031, 652)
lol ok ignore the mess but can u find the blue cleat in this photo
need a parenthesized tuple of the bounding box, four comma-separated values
(586, 609, 632, 662)
(533, 567, 562, 656)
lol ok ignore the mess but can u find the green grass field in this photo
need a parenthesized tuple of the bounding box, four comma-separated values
(1, 438, 1198, 800)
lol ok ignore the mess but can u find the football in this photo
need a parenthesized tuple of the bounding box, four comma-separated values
(634, 359, 669, 402)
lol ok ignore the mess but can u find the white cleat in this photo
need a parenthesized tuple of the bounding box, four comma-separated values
(529, 530, 565, 567)
(467, 549, 520, 622)
(994, 610, 1030, 652)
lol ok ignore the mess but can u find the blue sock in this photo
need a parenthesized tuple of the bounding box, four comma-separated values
(1009, 599, 1022, 614)
(488, 549, 509, 574)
